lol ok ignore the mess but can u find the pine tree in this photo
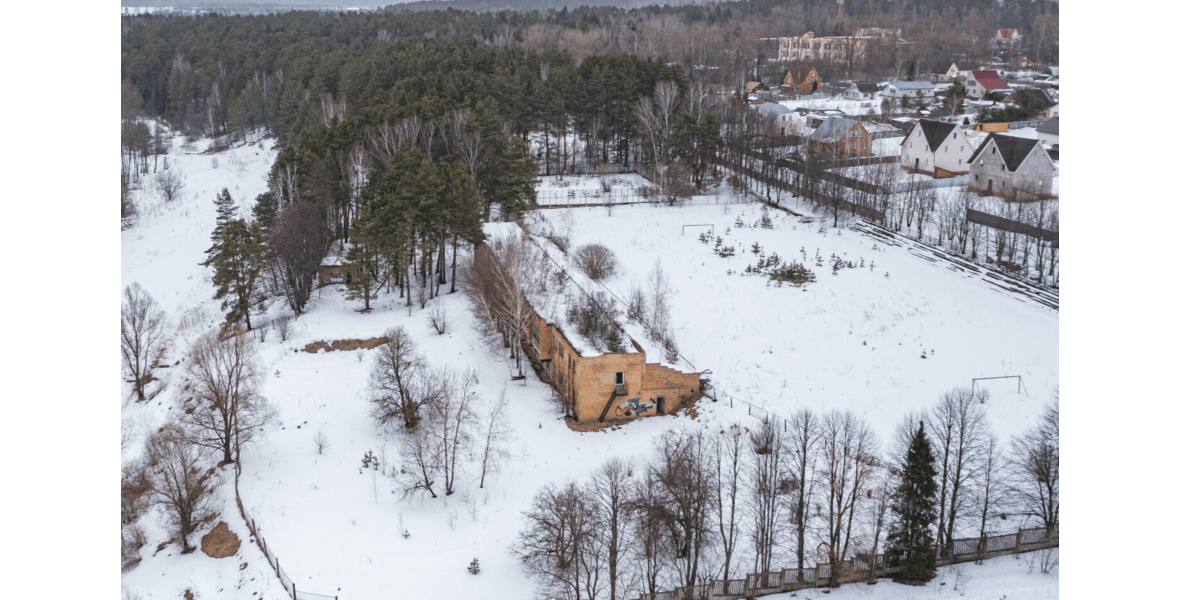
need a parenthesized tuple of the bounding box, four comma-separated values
(210, 219, 265, 330)
(491, 136, 539, 220)
(343, 205, 385, 311)
(201, 188, 238, 267)
(884, 421, 938, 584)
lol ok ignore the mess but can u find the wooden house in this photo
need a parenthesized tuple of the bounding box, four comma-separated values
(783, 67, 821, 94)
(809, 117, 872, 157)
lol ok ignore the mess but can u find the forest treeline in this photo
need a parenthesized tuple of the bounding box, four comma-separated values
(121, 0, 1058, 328)
(122, 0, 1057, 146)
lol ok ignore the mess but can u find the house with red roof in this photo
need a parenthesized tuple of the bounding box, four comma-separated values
(965, 70, 1009, 100)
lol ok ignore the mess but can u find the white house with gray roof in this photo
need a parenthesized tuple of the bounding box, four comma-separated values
(900, 118, 973, 176)
(881, 80, 936, 99)
(967, 133, 1057, 198)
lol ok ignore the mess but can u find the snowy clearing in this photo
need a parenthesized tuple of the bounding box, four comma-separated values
(122, 130, 1057, 600)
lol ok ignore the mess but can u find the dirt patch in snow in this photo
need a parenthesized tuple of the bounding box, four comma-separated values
(201, 521, 241, 558)
(303, 336, 389, 353)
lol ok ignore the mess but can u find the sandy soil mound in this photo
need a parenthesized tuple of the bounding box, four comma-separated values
(201, 521, 241, 558)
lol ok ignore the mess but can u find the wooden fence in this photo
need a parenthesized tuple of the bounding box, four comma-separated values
(967, 208, 1059, 243)
(631, 526, 1057, 600)
(233, 463, 338, 600)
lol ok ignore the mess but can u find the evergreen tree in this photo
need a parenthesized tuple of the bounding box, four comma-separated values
(492, 136, 539, 219)
(201, 188, 238, 267)
(210, 219, 265, 330)
(884, 421, 938, 584)
(344, 205, 386, 311)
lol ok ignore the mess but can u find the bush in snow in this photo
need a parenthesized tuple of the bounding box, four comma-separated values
(573, 243, 619, 281)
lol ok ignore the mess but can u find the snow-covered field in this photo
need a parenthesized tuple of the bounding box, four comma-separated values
(528, 193, 1058, 443)
(121, 127, 1058, 600)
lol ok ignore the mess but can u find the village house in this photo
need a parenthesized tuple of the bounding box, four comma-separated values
(782, 67, 821, 94)
(966, 133, 1057, 198)
(475, 227, 703, 425)
(1036, 116, 1059, 148)
(881, 80, 936, 100)
(809, 117, 872, 158)
(1000, 88, 1059, 119)
(929, 60, 962, 82)
(842, 81, 884, 100)
(317, 242, 351, 286)
(754, 102, 800, 135)
(900, 118, 973, 176)
(965, 70, 1009, 99)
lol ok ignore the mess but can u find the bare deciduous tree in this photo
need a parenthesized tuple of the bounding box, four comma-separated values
(784, 407, 820, 574)
(429, 367, 480, 496)
(121, 283, 167, 402)
(265, 201, 332, 315)
(477, 390, 513, 489)
(1011, 397, 1059, 536)
(748, 417, 789, 575)
(650, 426, 715, 589)
(818, 411, 879, 585)
(929, 387, 991, 557)
(513, 482, 603, 600)
(427, 303, 448, 334)
(974, 432, 1005, 544)
(397, 421, 439, 499)
(713, 423, 745, 581)
(155, 168, 185, 204)
(463, 232, 550, 379)
(630, 469, 673, 598)
(180, 331, 274, 465)
(146, 424, 219, 554)
(369, 327, 439, 431)
(591, 457, 634, 600)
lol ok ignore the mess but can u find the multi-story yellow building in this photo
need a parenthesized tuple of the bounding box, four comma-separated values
(773, 29, 901, 63)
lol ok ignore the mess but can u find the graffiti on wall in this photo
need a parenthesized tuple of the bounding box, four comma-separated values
(615, 396, 654, 418)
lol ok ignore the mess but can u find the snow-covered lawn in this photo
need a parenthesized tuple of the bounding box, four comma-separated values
(122, 132, 1057, 600)
(527, 192, 1059, 443)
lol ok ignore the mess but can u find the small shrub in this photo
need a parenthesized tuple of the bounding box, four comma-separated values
(121, 523, 147, 571)
(661, 336, 679, 363)
(427, 303, 448, 335)
(625, 284, 647, 322)
(573, 243, 619, 281)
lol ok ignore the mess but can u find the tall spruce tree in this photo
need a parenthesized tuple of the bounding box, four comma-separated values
(201, 188, 238, 267)
(201, 189, 265, 330)
(884, 420, 938, 585)
(210, 219, 265, 330)
(343, 205, 385, 312)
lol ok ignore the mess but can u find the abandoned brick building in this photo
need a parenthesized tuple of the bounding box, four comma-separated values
(475, 226, 703, 424)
